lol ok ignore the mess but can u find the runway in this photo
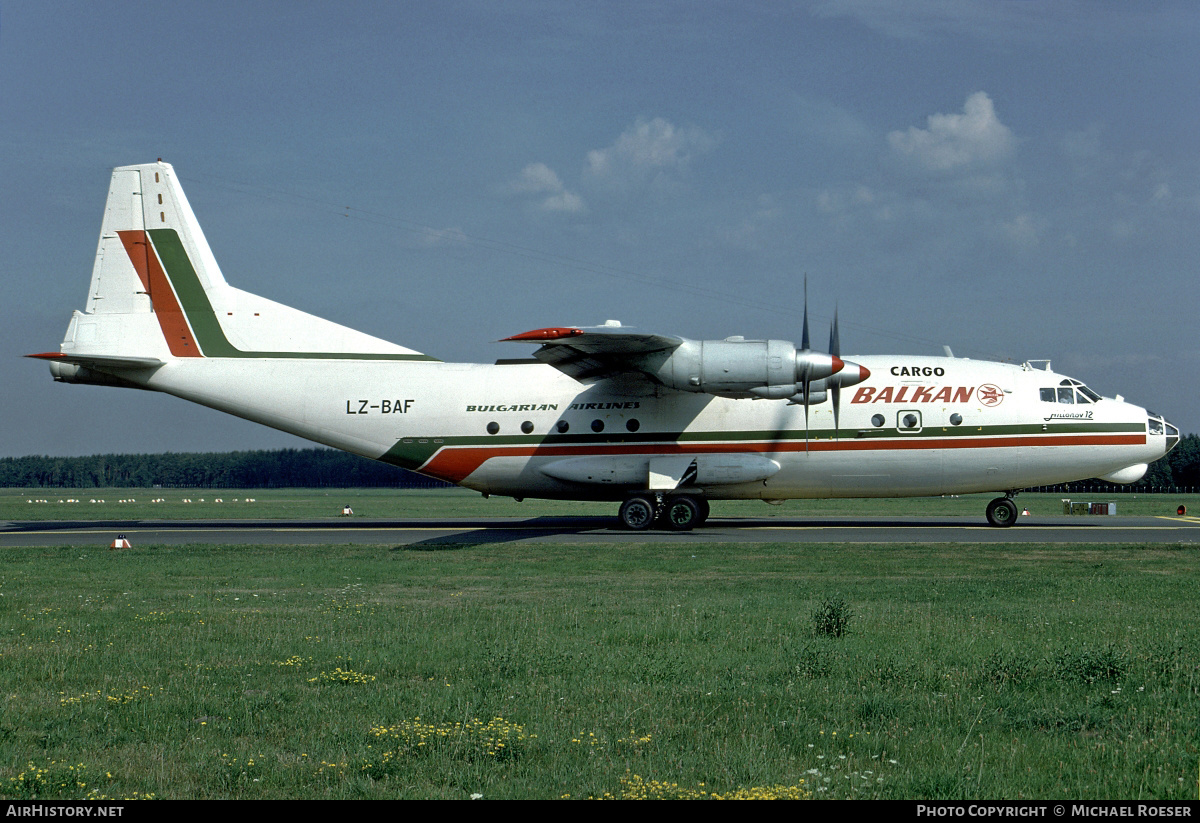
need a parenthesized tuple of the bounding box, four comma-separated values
(3, 514, 1200, 548)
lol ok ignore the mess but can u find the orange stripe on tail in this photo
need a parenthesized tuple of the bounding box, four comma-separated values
(117, 230, 202, 357)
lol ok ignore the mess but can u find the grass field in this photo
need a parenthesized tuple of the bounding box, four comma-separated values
(5, 486, 1199, 522)
(2, 494, 1199, 799)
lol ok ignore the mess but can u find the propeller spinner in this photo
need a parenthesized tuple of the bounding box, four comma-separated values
(788, 293, 870, 444)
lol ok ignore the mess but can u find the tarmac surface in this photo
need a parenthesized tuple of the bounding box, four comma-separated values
(3, 514, 1200, 548)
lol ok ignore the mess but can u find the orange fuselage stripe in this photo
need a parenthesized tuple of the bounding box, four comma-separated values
(417, 433, 1146, 484)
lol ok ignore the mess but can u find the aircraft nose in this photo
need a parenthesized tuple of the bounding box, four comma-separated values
(1147, 411, 1180, 456)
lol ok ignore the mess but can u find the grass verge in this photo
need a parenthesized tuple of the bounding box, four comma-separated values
(1, 540, 1197, 799)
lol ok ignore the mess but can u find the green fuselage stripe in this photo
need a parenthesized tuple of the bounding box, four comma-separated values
(382, 421, 1147, 471)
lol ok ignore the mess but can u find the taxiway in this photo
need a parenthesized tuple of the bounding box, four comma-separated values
(3, 515, 1199, 548)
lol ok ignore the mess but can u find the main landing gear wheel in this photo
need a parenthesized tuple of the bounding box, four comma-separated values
(663, 496, 702, 531)
(618, 495, 657, 530)
(986, 497, 1019, 528)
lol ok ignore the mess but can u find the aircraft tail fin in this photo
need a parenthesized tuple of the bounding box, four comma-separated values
(50, 161, 433, 374)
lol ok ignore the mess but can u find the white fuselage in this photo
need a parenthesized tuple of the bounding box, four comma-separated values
(138, 353, 1170, 502)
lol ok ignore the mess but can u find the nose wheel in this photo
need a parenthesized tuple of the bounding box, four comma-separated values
(985, 496, 1019, 528)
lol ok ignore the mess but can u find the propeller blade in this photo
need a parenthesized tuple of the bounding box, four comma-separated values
(829, 306, 840, 357)
(801, 276, 811, 352)
(802, 373, 811, 451)
(830, 309, 841, 439)
(802, 276, 810, 451)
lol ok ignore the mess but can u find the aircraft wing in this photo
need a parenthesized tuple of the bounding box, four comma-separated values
(501, 323, 682, 382)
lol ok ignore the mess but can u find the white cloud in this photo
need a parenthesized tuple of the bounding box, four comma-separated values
(505, 118, 716, 215)
(887, 91, 1015, 173)
(507, 162, 586, 214)
(511, 162, 565, 194)
(539, 190, 586, 214)
(584, 117, 718, 190)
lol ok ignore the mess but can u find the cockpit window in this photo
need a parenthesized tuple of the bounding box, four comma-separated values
(1041, 379, 1103, 404)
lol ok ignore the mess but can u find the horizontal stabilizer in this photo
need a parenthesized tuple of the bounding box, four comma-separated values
(26, 351, 164, 387)
(26, 352, 164, 370)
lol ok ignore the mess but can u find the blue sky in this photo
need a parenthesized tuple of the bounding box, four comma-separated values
(3, 1, 1198, 455)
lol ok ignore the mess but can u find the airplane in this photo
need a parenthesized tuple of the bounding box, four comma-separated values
(28, 161, 1180, 530)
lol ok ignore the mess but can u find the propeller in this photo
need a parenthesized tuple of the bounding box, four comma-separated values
(788, 288, 870, 447)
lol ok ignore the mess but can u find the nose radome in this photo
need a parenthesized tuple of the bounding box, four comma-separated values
(1147, 411, 1180, 456)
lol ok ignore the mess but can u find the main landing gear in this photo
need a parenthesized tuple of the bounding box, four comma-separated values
(618, 493, 711, 531)
(621, 492, 1024, 529)
(985, 493, 1020, 528)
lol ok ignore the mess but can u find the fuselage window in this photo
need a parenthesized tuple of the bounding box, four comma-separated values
(1040, 388, 1056, 402)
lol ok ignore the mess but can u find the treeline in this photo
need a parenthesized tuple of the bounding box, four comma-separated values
(3, 435, 1199, 491)
(0, 448, 451, 489)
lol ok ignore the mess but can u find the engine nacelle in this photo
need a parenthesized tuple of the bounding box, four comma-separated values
(647, 338, 843, 397)
(763, 363, 872, 405)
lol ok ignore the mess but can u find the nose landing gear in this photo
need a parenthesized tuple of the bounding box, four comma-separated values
(985, 494, 1020, 528)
